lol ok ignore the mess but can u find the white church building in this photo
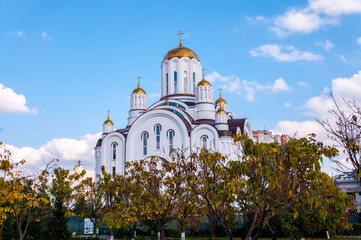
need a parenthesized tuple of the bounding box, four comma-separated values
(95, 36, 253, 177)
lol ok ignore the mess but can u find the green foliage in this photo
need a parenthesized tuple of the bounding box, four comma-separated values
(231, 134, 353, 240)
(46, 167, 73, 240)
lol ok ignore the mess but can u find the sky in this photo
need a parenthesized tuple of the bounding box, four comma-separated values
(1, 0, 361, 174)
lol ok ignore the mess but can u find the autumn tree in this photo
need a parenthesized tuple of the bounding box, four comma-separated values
(318, 92, 361, 178)
(231, 134, 352, 240)
(170, 151, 201, 240)
(0, 142, 55, 240)
(47, 167, 81, 240)
(180, 149, 236, 240)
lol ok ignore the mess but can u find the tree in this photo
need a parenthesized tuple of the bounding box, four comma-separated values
(137, 158, 178, 240)
(231, 134, 352, 240)
(0, 142, 55, 240)
(170, 151, 201, 240)
(318, 92, 361, 178)
(74, 174, 103, 237)
(180, 149, 236, 240)
(46, 167, 76, 240)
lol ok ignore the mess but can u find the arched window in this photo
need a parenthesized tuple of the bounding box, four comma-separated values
(155, 125, 161, 150)
(174, 71, 178, 94)
(168, 130, 174, 154)
(193, 72, 196, 94)
(166, 73, 169, 95)
(112, 167, 116, 177)
(112, 143, 117, 161)
(184, 71, 188, 93)
(201, 136, 208, 149)
(142, 132, 149, 155)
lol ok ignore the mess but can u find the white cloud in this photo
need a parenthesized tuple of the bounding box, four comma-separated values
(206, 71, 232, 83)
(284, 102, 292, 108)
(240, 80, 264, 101)
(340, 55, 348, 63)
(0, 83, 37, 114)
(208, 71, 292, 101)
(7, 30, 25, 39)
(270, 9, 329, 37)
(305, 71, 361, 118)
(268, 0, 361, 37)
(243, 15, 270, 24)
(298, 81, 310, 87)
(6, 132, 101, 171)
(269, 78, 291, 92)
(148, 93, 161, 98)
(357, 37, 361, 45)
(41, 31, 51, 40)
(250, 44, 323, 62)
(309, 0, 361, 16)
(316, 39, 334, 51)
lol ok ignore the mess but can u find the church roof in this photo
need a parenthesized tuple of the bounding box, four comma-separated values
(218, 130, 233, 137)
(228, 118, 247, 135)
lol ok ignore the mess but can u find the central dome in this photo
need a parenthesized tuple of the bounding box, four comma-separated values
(163, 43, 199, 61)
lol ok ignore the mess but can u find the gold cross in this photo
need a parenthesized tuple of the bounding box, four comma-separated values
(177, 31, 184, 46)
(202, 68, 206, 76)
(107, 110, 110, 118)
(137, 76, 141, 87)
(219, 88, 222, 97)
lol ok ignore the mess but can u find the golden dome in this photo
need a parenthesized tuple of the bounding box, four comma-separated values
(197, 76, 211, 87)
(104, 116, 113, 125)
(132, 83, 146, 94)
(215, 95, 227, 105)
(163, 43, 199, 61)
(216, 106, 226, 114)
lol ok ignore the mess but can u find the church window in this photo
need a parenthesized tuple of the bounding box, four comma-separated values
(112, 143, 117, 161)
(201, 136, 208, 149)
(184, 71, 188, 93)
(142, 132, 149, 155)
(193, 72, 195, 94)
(174, 71, 177, 94)
(112, 167, 116, 177)
(166, 73, 169, 95)
(155, 125, 161, 150)
(168, 130, 174, 154)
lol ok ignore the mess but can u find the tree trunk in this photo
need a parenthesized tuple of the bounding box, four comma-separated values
(0, 224, 3, 240)
(130, 222, 137, 240)
(110, 228, 114, 240)
(209, 219, 217, 240)
(180, 222, 186, 240)
(245, 213, 259, 240)
(159, 223, 165, 240)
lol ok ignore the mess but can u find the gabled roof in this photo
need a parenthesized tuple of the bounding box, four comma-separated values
(228, 118, 247, 135)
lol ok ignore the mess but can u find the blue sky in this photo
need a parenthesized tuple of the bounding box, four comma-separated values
(1, 0, 361, 173)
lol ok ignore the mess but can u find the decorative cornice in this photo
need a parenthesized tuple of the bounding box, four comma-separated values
(161, 94, 195, 100)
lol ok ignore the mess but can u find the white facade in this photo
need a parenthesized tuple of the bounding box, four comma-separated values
(95, 41, 253, 177)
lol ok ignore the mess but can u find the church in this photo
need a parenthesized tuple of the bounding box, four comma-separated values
(95, 34, 253, 177)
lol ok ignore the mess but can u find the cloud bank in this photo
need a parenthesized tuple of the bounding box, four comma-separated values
(0, 83, 37, 114)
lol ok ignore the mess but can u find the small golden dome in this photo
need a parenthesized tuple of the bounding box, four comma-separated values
(163, 43, 199, 61)
(216, 106, 226, 114)
(104, 116, 113, 125)
(197, 76, 211, 87)
(132, 86, 146, 94)
(215, 95, 227, 105)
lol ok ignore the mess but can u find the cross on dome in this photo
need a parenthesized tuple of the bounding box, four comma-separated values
(137, 76, 141, 87)
(219, 88, 222, 96)
(177, 30, 184, 46)
(202, 68, 206, 77)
